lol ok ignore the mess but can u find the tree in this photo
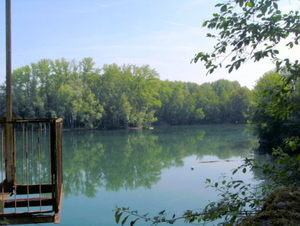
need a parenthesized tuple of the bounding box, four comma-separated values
(127, 65, 161, 127)
(227, 87, 251, 123)
(12, 66, 37, 118)
(0, 85, 6, 117)
(192, 0, 300, 141)
(193, 83, 220, 123)
(250, 70, 300, 146)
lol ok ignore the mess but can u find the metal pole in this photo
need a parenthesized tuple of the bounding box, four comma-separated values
(5, 0, 14, 184)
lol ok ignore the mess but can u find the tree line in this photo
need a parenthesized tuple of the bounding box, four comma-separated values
(0, 58, 251, 129)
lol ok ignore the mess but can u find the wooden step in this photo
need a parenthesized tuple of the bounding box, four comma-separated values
(0, 212, 55, 225)
(16, 184, 53, 195)
(4, 197, 53, 208)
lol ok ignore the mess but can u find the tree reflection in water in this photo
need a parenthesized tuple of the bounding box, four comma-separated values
(60, 125, 257, 198)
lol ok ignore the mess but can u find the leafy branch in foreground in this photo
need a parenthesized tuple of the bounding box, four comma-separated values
(113, 159, 263, 225)
(113, 207, 185, 225)
(192, 0, 300, 77)
(114, 145, 300, 225)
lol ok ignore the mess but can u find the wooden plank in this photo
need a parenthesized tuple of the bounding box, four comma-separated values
(4, 197, 52, 208)
(54, 184, 63, 224)
(0, 118, 62, 124)
(0, 210, 53, 215)
(0, 213, 55, 225)
(16, 184, 52, 195)
(13, 118, 61, 123)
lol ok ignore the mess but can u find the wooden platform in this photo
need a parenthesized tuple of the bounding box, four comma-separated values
(0, 118, 63, 225)
(0, 184, 63, 224)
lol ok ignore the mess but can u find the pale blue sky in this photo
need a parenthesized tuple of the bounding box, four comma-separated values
(1, 0, 299, 89)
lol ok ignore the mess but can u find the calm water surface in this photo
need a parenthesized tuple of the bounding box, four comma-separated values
(33, 125, 261, 225)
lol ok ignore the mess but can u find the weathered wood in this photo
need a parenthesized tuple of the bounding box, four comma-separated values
(54, 184, 63, 224)
(5, 0, 14, 185)
(4, 197, 52, 208)
(55, 118, 63, 123)
(0, 118, 63, 224)
(5, 0, 12, 121)
(0, 212, 55, 225)
(0, 118, 63, 123)
(50, 120, 56, 212)
(0, 210, 53, 215)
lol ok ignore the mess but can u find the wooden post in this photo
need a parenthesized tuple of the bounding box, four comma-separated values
(5, 0, 15, 184)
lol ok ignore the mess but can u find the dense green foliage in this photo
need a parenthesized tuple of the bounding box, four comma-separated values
(249, 70, 300, 147)
(0, 58, 251, 129)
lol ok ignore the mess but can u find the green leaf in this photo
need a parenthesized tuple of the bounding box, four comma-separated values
(122, 216, 129, 225)
(130, 218, 139, 226)
(221, 5, 227, 12)
(234, 183, 240, 189)
(242, 168, 247, 173)
(168, 219, 176, 224)
(159, 210, 166, 215)
(115, 210, 120, 218)
(247, 2, 252, 7)
(116, 212, 123, 224)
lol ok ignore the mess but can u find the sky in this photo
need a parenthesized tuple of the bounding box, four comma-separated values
(0, 0, 300, 89)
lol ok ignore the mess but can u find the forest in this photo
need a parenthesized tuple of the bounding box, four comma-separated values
(1, 57, 297, 149)
(0, 57, 251, 129)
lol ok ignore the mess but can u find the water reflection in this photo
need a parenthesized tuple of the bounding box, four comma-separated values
(62, 125, 258, 197)
(251, 146, 278, 184)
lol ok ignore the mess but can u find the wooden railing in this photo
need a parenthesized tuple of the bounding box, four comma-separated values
(0, 118, 63, 225)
